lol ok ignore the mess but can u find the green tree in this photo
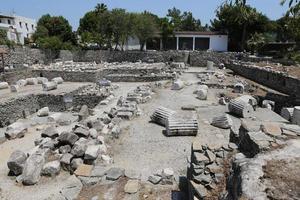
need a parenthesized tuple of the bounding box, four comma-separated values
(132, 12, 158, 51)
(110, 9, 133, 50)
(211, 2, 270, 51)
(33, 14, 76, 50)
(78, 4, 113, 48)
(167, 7, 204, 31)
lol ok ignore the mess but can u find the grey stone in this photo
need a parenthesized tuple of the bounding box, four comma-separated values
(211, 114, 233, 129)
(37, 107, 49, 117)
(10, 85, 19, 93)
(148, 175, 161, 184)
(0, 131, 6, 144)
(59, 145, 71, 154)
(42, 81, 57, 91)
(106, 167, 125, 181)
(60, 153, 73, 170)
(124, 180, 139, 194)
(125, 170, 141, 180)
(205, 150, 216, 163)
(71, 138, 88, 157)
(58, 132, 79, 146)
(190, 180, 207, 198)
(162, 168, 174, 178)
(89, 128, 98, 139)
(193, 173, 212, 185)
(41, 126, 59, 139)
(22, 153, 45, 185)
(37, 77, 48, 84)
(5, 122, 27, 139)
(78, 105, 89, 121)
(7, 150, 27, 175)
(60, 175, 83, 200)
(78, 176, 102, 186)
(71, 158, 84, 171)
(52, 77, 64, 84)
(193, 152, 209, 164)
(91, 166, 107, 177)
(100, 114, 111, 124)
(42, 160, 61, 176)
(111, 125, 121, 138)
(84, 145, 100, 161)
(74, 126, 90, 138)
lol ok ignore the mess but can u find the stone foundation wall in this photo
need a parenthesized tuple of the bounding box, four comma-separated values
(33, 70, 99, 82)
(0, 85, 106, 127)
(0, 69, 34, 84)
(0, 94, 40, 127)
(0, 46, 46, 67)
(226, 62, 300, 97)
(105, 74, 173, 82)
(2, 46, 237, 67)
(189, 51, 236, 66)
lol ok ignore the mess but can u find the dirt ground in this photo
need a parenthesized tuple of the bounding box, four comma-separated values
(0, 67, 296, 200)
(254, 62, 300, 78)
(263, 158, 300, 200)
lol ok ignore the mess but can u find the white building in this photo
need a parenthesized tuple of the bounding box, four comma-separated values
(0, 14, 36, 44)
(124, 31, 228, 52)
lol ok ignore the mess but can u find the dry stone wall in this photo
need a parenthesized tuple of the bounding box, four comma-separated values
(226, 61, 300, 97)
(1, 46, 237, 67)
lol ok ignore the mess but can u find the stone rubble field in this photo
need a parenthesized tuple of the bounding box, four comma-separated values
(0, 61, 299, 200)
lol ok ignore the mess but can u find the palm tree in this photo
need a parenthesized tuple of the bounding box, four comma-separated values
(95, 3, 108, 14)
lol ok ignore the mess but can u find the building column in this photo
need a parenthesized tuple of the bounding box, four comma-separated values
(160, 38, 163, 50)
(176, 37, 179, 50)
(192, 37, 195, 51)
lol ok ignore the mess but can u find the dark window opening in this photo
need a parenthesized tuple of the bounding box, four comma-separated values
(179, 37, 193, 50)
(146, 38, 161, 50)
(195, 38, 210, 50)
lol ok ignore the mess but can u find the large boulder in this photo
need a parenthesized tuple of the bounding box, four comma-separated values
(42, 81, 57, 91)
(52, 77, 64, 84)
(58, 132, 79, 146)
(22, 153, 45, 185)
(5, 122, 28, 139)
(37, 107, 49, 117)
(42, 160, 61, 176)
(26, 78, 38, 85)
(78, 105, 89, 121)
(0, 82, 9, 89)
(60, 175, 83, 200)
(171, 79, 184, 90)
(84, 145, 100, 161)
(74, 126, 90, 138)
(41, 126, 59, 139)
(7, 150, 27, 175)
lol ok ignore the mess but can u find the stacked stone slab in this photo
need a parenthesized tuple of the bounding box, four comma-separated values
(281, 107, 294, 121)
(292, 106, 300, 125)
(150, 106, 176, 126)
(228, 99, 254, 118)
(165, 117, 198, 136)
(188, 141, 235, 199)
(211, 114, 233, 129)
(42, 81, 57, 91)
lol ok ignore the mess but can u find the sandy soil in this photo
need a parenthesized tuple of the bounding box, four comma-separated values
(263, 158, 300, 200)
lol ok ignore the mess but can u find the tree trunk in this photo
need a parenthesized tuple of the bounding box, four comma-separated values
(241, 23, 247, 51)
(140, 42, 145, 51)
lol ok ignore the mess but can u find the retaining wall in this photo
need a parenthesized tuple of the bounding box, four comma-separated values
(0, 85, 106, 127)
(226, 62, 300, 97)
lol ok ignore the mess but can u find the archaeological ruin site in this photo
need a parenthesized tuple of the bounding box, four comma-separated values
(0, 48, 299, 200)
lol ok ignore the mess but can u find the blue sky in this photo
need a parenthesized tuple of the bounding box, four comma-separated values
(1, 0, 289, 30)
